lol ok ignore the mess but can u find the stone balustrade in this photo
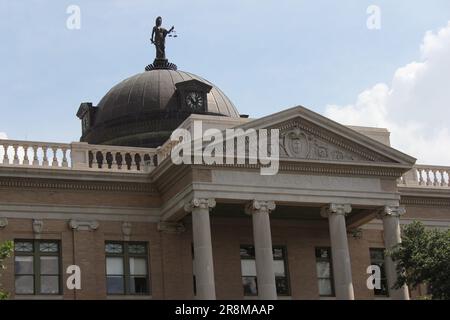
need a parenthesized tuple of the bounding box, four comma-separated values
(0, 139, 158, 173)
(399, 165, 450, 188)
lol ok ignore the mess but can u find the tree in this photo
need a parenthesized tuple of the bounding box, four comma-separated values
(389, 221, 450, 300)
(0, 240, 13, 300)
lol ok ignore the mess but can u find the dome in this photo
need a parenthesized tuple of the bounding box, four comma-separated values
(79, 69, 240, 148)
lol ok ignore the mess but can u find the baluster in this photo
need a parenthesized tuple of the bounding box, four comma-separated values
(2, 144, 10, 164)
(42, 146, 49, 166)
(130, 153, 137, 171)
(61, 147, 68, 167)
(431, 169, 438, 186)
(426, 169, 432, 186)
(92, 150, 98, 169)
(418, 169, 424, 185)
(51, 147, 59, 167)
(445, 169, 450, 187)
(13, 144, 20, 165)
(23, 145, 29, 165)
(110, 152, 118, 170)
(31, 146, 39, 167)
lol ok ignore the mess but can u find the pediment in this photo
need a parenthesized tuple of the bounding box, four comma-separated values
(237, 106, 416, 166)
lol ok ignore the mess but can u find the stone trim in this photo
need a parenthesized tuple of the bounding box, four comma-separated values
(400, 196, 450, 207)
(0, 217, 7, 228)
(157, 221, 186, 234)
(245, 200, 276, 215)
(320, 203, 352, 218)
(69, 219, 99, 231)
(0, 177, 156, 194)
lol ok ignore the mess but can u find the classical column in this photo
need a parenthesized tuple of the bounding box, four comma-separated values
(184, 198, 216, 300)
(245, 200, 277, 300)
(321, 203, 355, 300)
(378, 206, 410, 300)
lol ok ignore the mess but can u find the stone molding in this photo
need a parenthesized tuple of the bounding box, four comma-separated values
(400, 196, 450, 207)
(245, 200, 276, 215)
(0, 217, 7, 228)
(69, 219, 99, 231)
(320, 203, 352, 218)
(0, 177, 156, 194)
(184, 198, 216, 213)
(122, 222, 132, 239)
(377, 206, 406, 219)
(157, 221, 186, 234)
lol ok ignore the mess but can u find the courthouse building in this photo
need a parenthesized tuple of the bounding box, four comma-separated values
(0, 45, 449, 300)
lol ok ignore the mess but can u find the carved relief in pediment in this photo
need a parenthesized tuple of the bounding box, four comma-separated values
(278, 120, 384, 162)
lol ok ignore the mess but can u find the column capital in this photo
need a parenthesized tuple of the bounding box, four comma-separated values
(377, 206, 406, 219)
(245, 200, 276, 215)
(320, 203, 352, 218)
(184, 198, 216, 213)
(69, 219, 99, 231)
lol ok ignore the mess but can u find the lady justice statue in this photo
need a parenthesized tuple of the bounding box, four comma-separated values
(151, 16, 174, 60)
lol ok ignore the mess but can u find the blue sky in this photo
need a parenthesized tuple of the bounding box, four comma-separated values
(1, 0, 450, 149)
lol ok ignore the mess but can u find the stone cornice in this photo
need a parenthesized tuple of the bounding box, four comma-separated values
(0, 177, 157, 194)
(400, 196, 450, 207)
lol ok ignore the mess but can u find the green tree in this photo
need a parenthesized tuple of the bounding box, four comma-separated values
(389, 221, 450, 300)
(0, 240, 13, 300)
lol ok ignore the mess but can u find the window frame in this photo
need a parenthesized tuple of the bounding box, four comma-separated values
(105, 241, 150, 296)
(239, 244, 291, 297)
(14, 239, 62, 296)
(315, 247, 335, 297)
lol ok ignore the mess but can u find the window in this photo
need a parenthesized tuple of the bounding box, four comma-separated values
(315, 247, 334, 297)
(369, 248, 389, 296)
(105, 242, 149, 295)
(240, 245, 290, 296)
(14, 240, 61, 295)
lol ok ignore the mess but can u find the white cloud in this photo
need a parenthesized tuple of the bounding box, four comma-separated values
(0, 132, 7, 139)
(325, 21, 450, 165)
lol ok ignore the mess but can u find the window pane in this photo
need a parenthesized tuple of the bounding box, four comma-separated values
(316, 248, 330, 259)
(15, 275, 34, 294)
(40, 275, 59, 294)
(40, 256, 59, 275)
(370, 249, 384, 261)
(106, 257, 124, 275)
(242, 276, 258, 296)
(241, 260, 256, 276)
(14, 241, 33, 252)
(39, 242, 58, 253)
(107, 276, 124, 294)
(15, 256, 33, 274)
(273, 260, 285, 277)
(273, 248, 284, 260)
(129, 258, 147, 275)
(105, 243, 123, 254)
(276, 277, 289, 295)
(318, 279, 333, 296)
(129, 276, 148, 294)
(240, 246, 255, 259)
(316, 261, 331, 278)
(128, 244, 146, 255)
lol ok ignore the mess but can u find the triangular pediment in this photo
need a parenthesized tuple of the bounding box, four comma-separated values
(237, 106, 416, 166)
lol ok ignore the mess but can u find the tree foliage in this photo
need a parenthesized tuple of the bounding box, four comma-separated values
(0, 240, 13, 300)
(389, 221, 450, 300)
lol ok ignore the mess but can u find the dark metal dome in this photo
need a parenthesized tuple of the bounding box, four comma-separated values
(80, 69, 240, 148)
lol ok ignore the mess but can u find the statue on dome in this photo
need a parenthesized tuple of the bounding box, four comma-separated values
(151, 16, 174, 60)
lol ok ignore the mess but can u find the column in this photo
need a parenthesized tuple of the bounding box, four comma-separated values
(184, 198, 216, 300)
(321, 203, 355, 300)
(245, 200, 277, 300)
(379, 206, 410, 300)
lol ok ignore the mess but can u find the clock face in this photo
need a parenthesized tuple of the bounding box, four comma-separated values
(185, 91, 204, 111)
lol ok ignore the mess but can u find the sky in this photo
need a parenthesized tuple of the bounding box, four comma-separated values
(1, 0, 450, 164)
